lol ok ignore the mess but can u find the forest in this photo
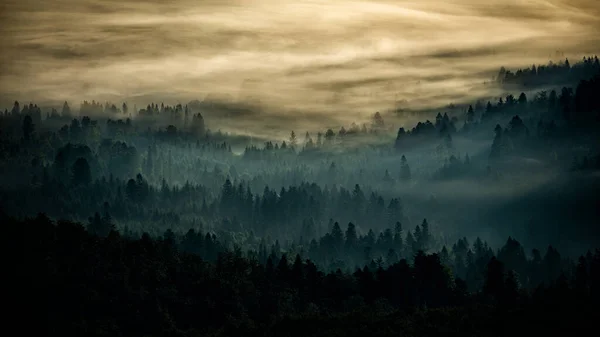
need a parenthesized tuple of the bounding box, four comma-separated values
(3, 56, 600, 336)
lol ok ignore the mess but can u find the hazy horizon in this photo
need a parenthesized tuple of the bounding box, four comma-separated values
(1, 0, 599, 137)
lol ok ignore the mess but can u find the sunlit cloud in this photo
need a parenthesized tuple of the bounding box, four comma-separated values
(0, 0, 599, 137)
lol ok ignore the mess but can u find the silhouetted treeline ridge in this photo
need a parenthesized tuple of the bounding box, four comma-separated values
(495, 55, 599, 90)
(13, 213, 599, 337)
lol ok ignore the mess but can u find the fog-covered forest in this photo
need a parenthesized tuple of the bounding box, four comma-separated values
(4, 56, 600, 336)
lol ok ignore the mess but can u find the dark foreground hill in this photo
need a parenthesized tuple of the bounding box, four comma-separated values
(11, 213, 598, 337)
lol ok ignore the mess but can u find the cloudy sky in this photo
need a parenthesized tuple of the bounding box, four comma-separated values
(1, 0, 599, 134)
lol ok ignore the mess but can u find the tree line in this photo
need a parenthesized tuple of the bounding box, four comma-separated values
(13, 213, 599, 337)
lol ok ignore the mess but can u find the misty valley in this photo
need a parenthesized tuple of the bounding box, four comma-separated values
(4, 57, 600, 336)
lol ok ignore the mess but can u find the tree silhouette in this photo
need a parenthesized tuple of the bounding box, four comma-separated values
(289, 131, 297, 149)
(22, 115, 34, 142)
(466, 105, 475, 124)
(372, 111, 385, 128)
(61, 101, 71, 117)
(484, 257, 505, 300)
(400, 155, 411, 181)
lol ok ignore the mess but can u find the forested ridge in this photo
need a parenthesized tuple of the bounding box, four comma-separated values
(13, 213, 600, 336)
(2, 56, 600, 336)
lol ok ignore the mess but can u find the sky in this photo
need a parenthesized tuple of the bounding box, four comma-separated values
(1, 0, 599, 136)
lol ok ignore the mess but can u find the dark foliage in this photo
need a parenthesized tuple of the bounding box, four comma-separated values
(11, 214, 599, 336)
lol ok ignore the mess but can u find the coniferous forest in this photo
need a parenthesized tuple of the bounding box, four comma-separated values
(2, 45, 600, 336)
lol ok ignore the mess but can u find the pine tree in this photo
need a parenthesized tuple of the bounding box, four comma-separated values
(413, 225, 422, 251)
(400, 155, 411, 181)
(440, 246, 450, 265)
(484, 257, 505, 299)
(22, 115, 34, 142)
(419, 219, 431, 251)
(345, 222, 358, 250)
(393, 222, 403, 253)
(331, 222, 344, 252)
(490, 124, 503, 158)
(466, 105, 475, 124)
(289, 131, 297, 149)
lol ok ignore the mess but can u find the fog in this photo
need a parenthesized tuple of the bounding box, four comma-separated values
(4, 2, 600, 333)
(2, 0, 599, 137)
